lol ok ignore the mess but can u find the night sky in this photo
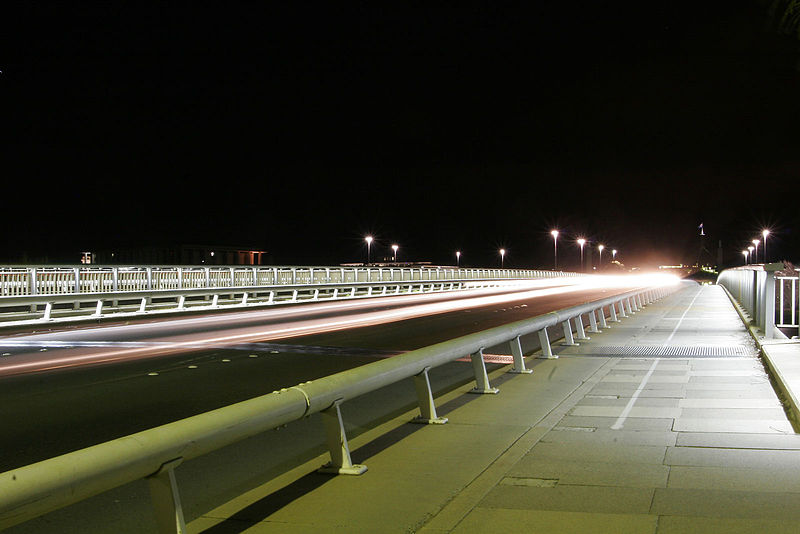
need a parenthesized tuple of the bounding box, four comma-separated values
(2, 2, 799, 269)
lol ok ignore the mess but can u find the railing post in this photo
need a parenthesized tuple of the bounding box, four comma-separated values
(764, 264, 780, 339)
(538, 328, 556, 359)
(609, 301, 620, 322)
(509, 335, 532, 374)
(625, 298, 634, 315)
(561, 320, 578, 346)
(617, 300, 628, 318)
(469, 348, 499, 394)
(597, 306, 609, 329)
(318, 400, 368, 475)
(574, 315, 589, 340)
(146, 458, 187, 534)
(587, 309, 601, 333)
(411, 367, 448, 424)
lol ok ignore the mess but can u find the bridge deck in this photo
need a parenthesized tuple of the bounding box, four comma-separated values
(186, 282, 800, 533)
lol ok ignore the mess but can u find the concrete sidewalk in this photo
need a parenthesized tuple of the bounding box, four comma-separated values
(188, 282, 800, 533)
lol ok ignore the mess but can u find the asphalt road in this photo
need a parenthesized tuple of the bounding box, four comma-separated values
(0, 280, 642, 472)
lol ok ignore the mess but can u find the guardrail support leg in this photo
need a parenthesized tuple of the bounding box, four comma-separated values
(616, 300, 627, 319)
(630, 296, 640, 312)
(147, 458, 187, 534)
(318, 400, 368, 475)
(574, 315, 589, 340)
(598, 306, 609, 328)
(469, 348, 499, 394)
(43, 302, 53, 321)
(509, 335, 533, 374)
(625, 298, 634, 315)
(93, 300, 103, 317)
(588, 309, 601, 333)
(561, 320, 578, 346)
(537, 328, 556, 359)
(412, 367, 448, 424)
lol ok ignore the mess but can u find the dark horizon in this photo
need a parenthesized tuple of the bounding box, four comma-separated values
(2, 2, 799, 269)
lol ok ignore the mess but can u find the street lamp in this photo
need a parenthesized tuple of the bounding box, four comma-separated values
(456, 250, 461, 267)
(551, 230, 559, 270)
(752, 239, 760, 264)
(391, 244, 399, 262)
(365, 236, 373, 264)
(598, 244, 604, 269)
(499, 248, 506, 268)
(748, 245, 754, 265)
(742, 250, 749, 265)
(762, 229, 770, 262)
(612, 249, 617, 262)
(576, 238, 586, 272)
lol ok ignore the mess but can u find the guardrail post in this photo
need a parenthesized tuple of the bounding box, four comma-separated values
(318, 400, 368, 475)
(597, 306, 609, 329)
(411, 367, 448, 424)
(146, 458, 187, 534)
(537, 328, 556, 358)
(43, 302, 53, 321)
(625, 298, 635, 314)
(630, 296, 640, 312)
(609, 301, 620, 322)
(588, 309, 601, 333)
(469, 348, 499, 394)
(509, 335, 532, 374)
(574, 315, 589, 340)
(765, 264, 780, 339)
(561, 320, 578, 346)
(617, 300, 627, 318)
(93, 300, 103, 317)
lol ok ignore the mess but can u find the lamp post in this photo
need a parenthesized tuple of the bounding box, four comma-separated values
(598, 244, 604, 269)
(456, 251, 461, 267)
(612, 249, 617, 262)
(742, 250, 748, 265)
(391, 244, 398, 262)
(365, 236, 373, 264)
(551, 230, 559, 270)
(762, 229, 770, 262)
(577, 238, 586, 272)
(499, 248, 506, 268)
(748, 246, 754, 265)
(752, 239, 760, 264)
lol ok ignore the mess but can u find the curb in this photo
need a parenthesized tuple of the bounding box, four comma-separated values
(718, 284, 800, 431)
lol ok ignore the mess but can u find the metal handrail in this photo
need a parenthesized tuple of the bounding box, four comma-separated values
(0, 265, 576, 297)
(0, 284, 673, 531)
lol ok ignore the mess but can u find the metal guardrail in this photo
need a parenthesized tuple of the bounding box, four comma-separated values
(0, 266, 576, 327)
(717, 263, 785, 338)
(0, 265, 571, 297)
(0, 283, 674, 532)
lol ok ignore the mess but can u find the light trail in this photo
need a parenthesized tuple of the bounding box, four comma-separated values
(0, 274, 678, 376)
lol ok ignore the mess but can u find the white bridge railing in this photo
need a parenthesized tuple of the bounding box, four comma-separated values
(0, 284, 675, 532)
(0, 265, 576, 327)
(0, 265, 569, 297)
(717, 263, 789, 338)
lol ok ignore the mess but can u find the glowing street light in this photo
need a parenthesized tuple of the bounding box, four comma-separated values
(365, 236, 373, 264)
(598, 244, 604, 269)
(752, 239, 760, 264)
(499, 248, 506, 268)
(391, 244, 399, 262)
(612, 249, 617, 261)
(748, 245, 754, 265)
(576, 238, 586, 271)
(456, 250, 461, 267)
(742, 250, 749, 264)
(551, 230, 559, 269)
(762, 229, 770, 262)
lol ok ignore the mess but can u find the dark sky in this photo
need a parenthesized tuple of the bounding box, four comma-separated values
(2, 2, 799, 268)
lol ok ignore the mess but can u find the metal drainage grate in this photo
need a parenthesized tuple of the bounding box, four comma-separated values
(583, 345, 755, 358)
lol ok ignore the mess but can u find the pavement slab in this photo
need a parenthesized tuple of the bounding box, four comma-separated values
(178, 283, 800, 533)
